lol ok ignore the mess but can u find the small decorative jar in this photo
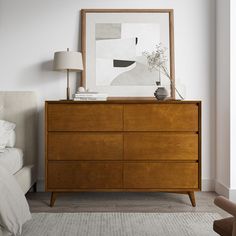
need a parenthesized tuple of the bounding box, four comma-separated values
(154, 87, 168, 100)
(77, 87, 85, 92)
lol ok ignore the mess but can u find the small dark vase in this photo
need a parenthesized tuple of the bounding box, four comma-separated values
(154, 87, 168, 100)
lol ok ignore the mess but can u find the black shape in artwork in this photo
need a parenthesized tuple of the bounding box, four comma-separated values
(135, 37, 138, 45)
(113, 60, 136, 68)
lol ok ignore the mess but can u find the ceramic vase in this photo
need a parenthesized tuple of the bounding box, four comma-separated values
(154, 87, 168, 100)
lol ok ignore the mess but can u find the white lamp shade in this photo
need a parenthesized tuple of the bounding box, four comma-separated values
(53, 51, 83, 71)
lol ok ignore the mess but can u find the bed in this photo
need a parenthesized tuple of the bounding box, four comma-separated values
(0, 148, 24, 176)
(0, 91, 38, 194)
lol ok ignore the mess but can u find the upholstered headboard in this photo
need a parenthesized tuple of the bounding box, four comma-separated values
(0, 92, 38, 166)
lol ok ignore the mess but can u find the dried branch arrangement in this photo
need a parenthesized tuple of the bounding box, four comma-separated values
(143, 44, 184, 100)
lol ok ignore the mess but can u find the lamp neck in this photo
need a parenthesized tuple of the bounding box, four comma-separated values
(66, 69, 70, 100)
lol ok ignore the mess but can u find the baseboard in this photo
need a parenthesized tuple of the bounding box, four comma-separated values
(202, 179, 215, 191)
(37, 179, 216, 192)
(215, 180, 236, 201)
(215, 181, 229, 198)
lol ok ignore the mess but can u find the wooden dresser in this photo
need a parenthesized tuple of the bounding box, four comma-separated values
(45, 99, 201, 207)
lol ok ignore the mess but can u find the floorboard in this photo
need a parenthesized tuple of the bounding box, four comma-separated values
(27, 191, 229, 217)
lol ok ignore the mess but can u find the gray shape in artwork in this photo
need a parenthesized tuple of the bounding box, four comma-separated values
(113, 60, 136, 68)
(96, 23, 121, 40)
(111, 62, 159, 86)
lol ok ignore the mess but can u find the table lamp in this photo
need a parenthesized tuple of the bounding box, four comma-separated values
(54, 48, 83, 100)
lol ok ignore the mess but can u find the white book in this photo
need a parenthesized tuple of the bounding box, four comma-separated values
(73, 93, 108, 98)
(73, 97, 107, 101)
(74, 92, 98, 95)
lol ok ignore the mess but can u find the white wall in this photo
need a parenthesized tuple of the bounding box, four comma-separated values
(216, 0, 236, 200)
(216, 0, 231, 194)
(0, 0, 216, 191)
(230, 0, 236, 193)
(229, 0, 236, 200)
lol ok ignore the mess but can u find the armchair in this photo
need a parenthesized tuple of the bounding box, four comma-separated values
(213, 196, 236, 236)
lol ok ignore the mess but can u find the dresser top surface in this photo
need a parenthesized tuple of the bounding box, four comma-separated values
(46, 98, 201, 104)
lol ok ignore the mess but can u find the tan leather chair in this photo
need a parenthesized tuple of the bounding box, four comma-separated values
(214, 196, 236, 236)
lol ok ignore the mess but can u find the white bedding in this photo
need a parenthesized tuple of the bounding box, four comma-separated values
(0, 120, 16, 150)
(0, 165, 31, 235)
(0, 148, 23, 175)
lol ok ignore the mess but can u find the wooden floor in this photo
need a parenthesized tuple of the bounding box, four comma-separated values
(26, 191, 229, 217)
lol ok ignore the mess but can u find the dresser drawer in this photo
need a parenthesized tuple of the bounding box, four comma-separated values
(124, 133, 198, 161)
(124, 104, 199, 131)
(47, 104, 123, 131)
(48, 132, 123, 161)
(47, 161, 122, 189)
(124, 162, 199, 189)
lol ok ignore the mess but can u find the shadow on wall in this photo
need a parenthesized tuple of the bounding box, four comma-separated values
(37, 106, 45, 181)
(41, 60, 54, 71)
(17, 59, 82, 92)
(17, 60, 60, 87)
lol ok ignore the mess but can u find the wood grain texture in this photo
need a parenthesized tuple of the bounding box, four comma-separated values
(47, 104, 123, 131)
(47, 161, 123, 189)
(124, 132, 198, 161)
(45, 100, 201, 207)
(48, 132, 123, 161)
(124, 162, 199, 189)
(81, 9, 86, 87)
(45, 102, 48, 192)
(169, 9, 175, 98)
(198, 102, 202, 191)
(124, 104, 199, 131)
(46, 99, 200, 104)
(81, 9, 174, 13)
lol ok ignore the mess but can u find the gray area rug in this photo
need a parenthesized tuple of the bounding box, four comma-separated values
(22, 212, 220, 236)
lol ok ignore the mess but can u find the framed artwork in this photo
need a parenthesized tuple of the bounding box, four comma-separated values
(81, 9, 175, 98)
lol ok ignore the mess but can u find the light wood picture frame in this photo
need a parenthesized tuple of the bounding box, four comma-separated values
(81, 9, 175, 98)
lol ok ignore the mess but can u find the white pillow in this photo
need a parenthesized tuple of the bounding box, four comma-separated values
(0, 120, 16, 149)
(6, 130, 16, 147)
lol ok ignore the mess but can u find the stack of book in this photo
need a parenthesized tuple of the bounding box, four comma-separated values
(73, 92, 108, 101)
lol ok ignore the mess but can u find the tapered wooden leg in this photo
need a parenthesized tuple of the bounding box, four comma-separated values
(188, 191, 196, 207)
(50, 192, 57, 207)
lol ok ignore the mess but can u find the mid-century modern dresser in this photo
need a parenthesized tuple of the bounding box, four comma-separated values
(45, 99, 201, 207)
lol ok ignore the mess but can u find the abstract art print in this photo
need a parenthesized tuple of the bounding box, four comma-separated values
(81, 9, 175, 97)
